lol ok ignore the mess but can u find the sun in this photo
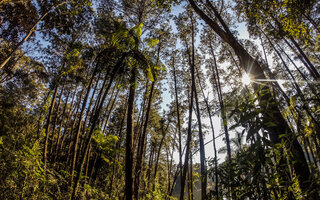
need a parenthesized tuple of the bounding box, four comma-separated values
(241, 73, 251, 85)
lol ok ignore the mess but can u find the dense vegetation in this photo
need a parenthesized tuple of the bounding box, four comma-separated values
(0, 0, 319, 199)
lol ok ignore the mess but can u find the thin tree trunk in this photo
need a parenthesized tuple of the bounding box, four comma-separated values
(134, 80, 155, 199)
(82, 72, 101, 135)
(0, 2, 67, 69)
(172, 57, 183, 178)
(153, 118, 171, 191)
(66, 87, 86, 168)
(209, 43, 232, 163)
(134, 80, 149, 153)
(289, 36, 320, 79)
(70, 66, 98, 187)
(188, 151, 193, 200)
(102, 84, 120, 133)
(70, 57, 122, 199)
(146, 141, 156, 192)
(189, 14, 207, 199)
(125, 67, 136, 200)
(43, 83, 59, 174)
(59, 88, 83, 162)
(77, 75, 101, 163)
(52, 89, 71, 163)
(49, 83, 65, 156)
(196, 68, 219, 200)
(108, 101, 127, 195)
(54, 87, 77, 162)
(152, 121, 166, 191)
(180, 64, 195, 200)
(89, 152, 98, 185)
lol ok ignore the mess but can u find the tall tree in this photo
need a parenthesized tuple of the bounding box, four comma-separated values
(187, 0, 312, 193)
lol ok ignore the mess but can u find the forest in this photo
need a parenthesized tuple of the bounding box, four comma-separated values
(0, 0, 320, 199)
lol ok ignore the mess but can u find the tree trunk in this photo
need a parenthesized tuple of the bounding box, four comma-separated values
(70, 57, 122, 199)
(49, 83, 65, 156)
(0, 2, 67, 69)
(125, 67, 136, 200)
(196, 68, 219, 200)
(188, 0, 311, 192)
(172, 57, 183, 177)
(189, 15, 207, 199)
(54, 87, 77, 162)
(43, 83, 59, 174)
(134, 80, 155, 199)
(52, 89, 71, 163)
(81, 72, 101, 136)
(70, 66, 98, 186)
(180, 70, 195, 200)
(153, 118, 171, 191)
(289, 36, 320, 79)
(211, 51, 232, 162)
(102, 83, 120, 133)
(66, 87, 86, 168)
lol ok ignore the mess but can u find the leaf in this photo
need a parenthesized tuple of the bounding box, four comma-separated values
(146, 38, 159, 47)
(246, 127, 256, 141)
(133, 23, 143, 38)
(146, 67, 154, 82)
(111, 30, 128, 47)
(265, 121, 276, 127)
(229, 123, 239, 131)
(262, 137, 272, 146)
(218, 147, 227, 154)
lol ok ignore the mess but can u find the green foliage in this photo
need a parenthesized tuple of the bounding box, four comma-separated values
(1, 0, 320, 199)
(146, 38, 160, 47)
(146, 178, 169, 200)
(93, 130, 119, 152)
(235, 0, 316, 44)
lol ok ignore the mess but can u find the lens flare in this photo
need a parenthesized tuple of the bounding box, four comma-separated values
(242, 73, 251, 85)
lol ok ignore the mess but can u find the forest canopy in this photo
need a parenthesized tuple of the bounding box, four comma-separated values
(0, 0, 319, 199)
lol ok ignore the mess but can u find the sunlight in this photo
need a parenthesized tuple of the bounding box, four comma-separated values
(241, 73, 251, 85)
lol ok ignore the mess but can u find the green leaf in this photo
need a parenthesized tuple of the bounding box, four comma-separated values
(133, 23, 143, 38)
(146, 67, 154, 82)
(246, 127, 256, 141)
(229, 123, 239, 131)
(146, 38, 159, 47)
(265, 121, 276, 127)
(262, 137, 272, 146)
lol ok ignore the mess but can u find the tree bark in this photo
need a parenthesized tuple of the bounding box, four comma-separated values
(172, 57, 183, 178)
(70, 55, 123, 199)
(134, 80, 155, 199)
(52, 88, 70, 163)
(70, 65, 98, 186)
(196, 67, 219, 200)
(43, 83, 59, 174)
(180, 66, 195, 200)
(289, 36, 320, 79)
(125, 67, 136, 200)
(190, 15, 207, 199)
(49, 83, 65, 156)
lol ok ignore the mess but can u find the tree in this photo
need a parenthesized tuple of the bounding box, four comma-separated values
(1, 0, 320, 199)
(187, 0, 312, 194)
